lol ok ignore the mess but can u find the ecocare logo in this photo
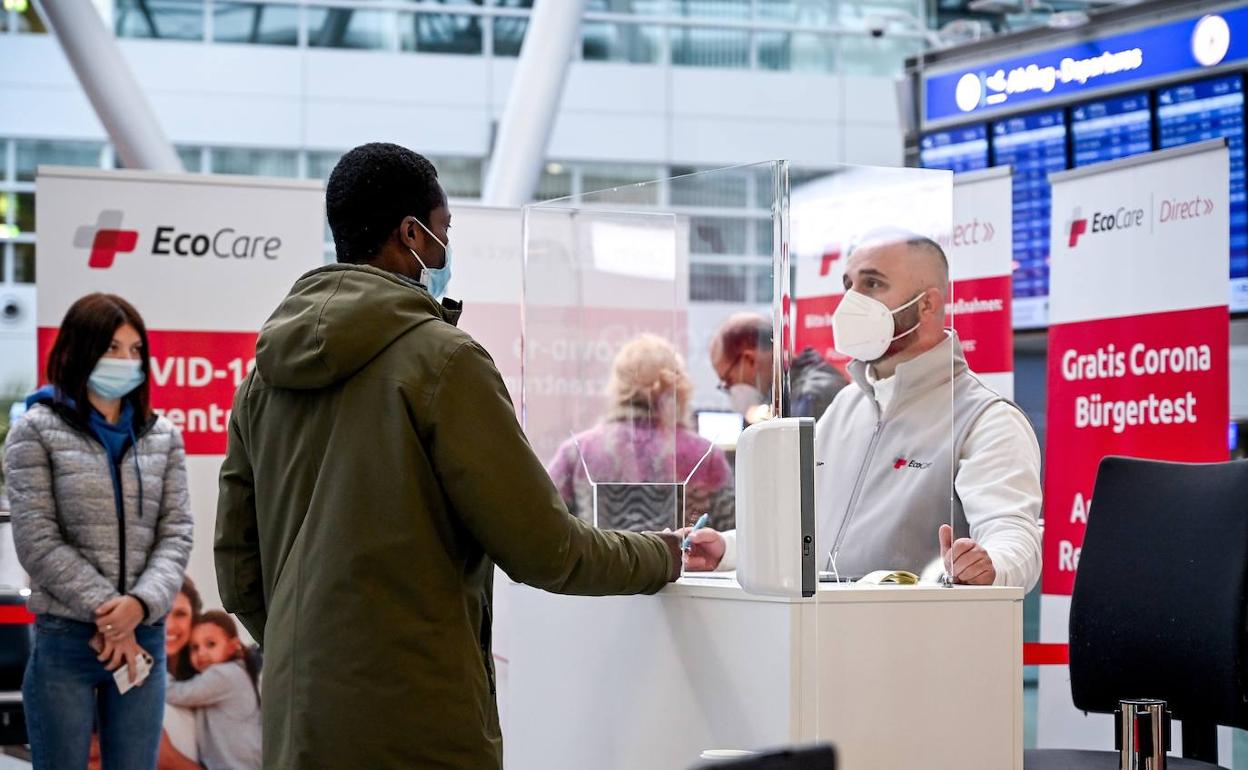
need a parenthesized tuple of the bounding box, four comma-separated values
(893, 457, 933, 470)
(1066, 208, 1089, 248)
(1068, 204, 1145, 248)
(818, 246, 842, 277)
(76, 211, 138, 270)
(75, 210, 286, 269)
(1066, 193, 1216, 249)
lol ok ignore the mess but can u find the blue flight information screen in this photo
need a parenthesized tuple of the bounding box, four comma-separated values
(1157, 74, 1247, 311)
(992, 109, 1069, 328)
(919, 124, 989, 173)
(1071, 91, 1153, 167)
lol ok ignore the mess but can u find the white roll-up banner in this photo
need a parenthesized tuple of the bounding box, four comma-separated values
(1038, 140, 1230, 755)
(34, 166, 324, 611)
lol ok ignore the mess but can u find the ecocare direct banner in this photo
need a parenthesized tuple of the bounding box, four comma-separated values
(35, 166, 324, 611)
(1038, 141, 1229, 751)
(945, 167, 1014, 397)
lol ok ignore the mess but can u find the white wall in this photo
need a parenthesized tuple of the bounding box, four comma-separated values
(0, 34, 903, 167)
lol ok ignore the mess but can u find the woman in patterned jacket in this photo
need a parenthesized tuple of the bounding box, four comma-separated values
(3, 293, 193, 770)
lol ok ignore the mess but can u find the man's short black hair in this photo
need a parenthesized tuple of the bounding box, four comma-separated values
(326, 143, 444, 265)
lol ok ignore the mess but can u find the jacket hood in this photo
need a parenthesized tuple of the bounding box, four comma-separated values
(25, 385, 61, 410)
(256, 264, 461, 390)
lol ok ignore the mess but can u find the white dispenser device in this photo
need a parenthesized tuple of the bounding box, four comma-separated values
(734, 417, 817, 598)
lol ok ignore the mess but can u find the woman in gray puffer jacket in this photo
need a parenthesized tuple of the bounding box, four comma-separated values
(2, 294, 193, 770)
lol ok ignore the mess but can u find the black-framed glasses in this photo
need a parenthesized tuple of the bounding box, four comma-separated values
(715, 353, 745, 393)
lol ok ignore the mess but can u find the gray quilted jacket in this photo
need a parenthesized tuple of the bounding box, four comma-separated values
(2, 404, 193, 623)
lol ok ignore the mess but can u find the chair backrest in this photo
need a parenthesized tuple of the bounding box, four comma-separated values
(691, 745, 836, 770)
(1069, 456, 1248, 729)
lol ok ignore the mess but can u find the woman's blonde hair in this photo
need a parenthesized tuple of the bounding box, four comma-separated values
(605, 334, 692, 427)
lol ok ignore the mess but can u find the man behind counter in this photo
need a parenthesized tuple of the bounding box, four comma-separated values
(686, 232, 1042, 588)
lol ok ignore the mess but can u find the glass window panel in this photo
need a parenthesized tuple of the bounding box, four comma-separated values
(307, 150, 343, 181)
(671, 0, 749, 19)
(585, 0, 666, 12)
(16, 139, 103, 182)
(837, 0, 922, 23)
(690, 261, 747, 302)
(14, 193, 33, 234)
(399, 8, 484, 55)
(0, 10, 7, 32)
(210, 147, 299, 177)
(536, 163, 572, 201)
(750, 261, 773, 303)
(433, 157, 483, 199)
(838, 34, 922, 76)
(176, 146, 202, 173)
(755, 0, 835, 23)
(213, 3, 300, 46)
(690, 216, 748, 255)
(671, 26, 748, 68)
(307, 8, 394, 50)
(13, 242, 34, 284)
(670, 166, 749, 208)
(757, 31, 837, 73)
(580, 163, 662, 204)
(493, 0, 530, 56)
(755, 217, 773, 255)
(582, 23, 661, 63)
(115, 0, 205, 41)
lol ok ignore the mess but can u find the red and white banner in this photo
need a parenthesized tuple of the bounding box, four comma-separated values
(791, 169, 952, 375)
(944, 167, 1014, 398)
(35, 166, 324, 612)
(1038, 140, 1230, 752)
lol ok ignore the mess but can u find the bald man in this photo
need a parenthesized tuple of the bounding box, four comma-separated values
(686, 234, 1042, 589)
(711, 313, 848, 422)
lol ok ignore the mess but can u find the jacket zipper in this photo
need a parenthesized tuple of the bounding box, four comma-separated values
(829, 397, 887, 569)
(107, 453, 127, 594)
(480, 599, 496, 695)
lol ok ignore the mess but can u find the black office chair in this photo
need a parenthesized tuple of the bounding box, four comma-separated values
(0, 586, 30, 747)
(1025, 456, 1248, 770)
(689, 745, 836, 769)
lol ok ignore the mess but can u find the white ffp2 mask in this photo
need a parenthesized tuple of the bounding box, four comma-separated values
(831, 289, 923, 362)
(727, 383, 765, 416)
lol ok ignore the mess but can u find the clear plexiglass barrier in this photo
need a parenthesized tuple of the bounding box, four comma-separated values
(523, 161, 956, 585)
(523, 162, 785, 534)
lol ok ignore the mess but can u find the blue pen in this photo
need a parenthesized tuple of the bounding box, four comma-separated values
(682, 513, 710, 551)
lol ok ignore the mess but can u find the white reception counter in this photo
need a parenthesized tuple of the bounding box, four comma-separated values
(499, 574, 1023, 770)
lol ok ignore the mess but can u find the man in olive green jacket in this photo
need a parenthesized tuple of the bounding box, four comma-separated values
(216, 143, 680, 769)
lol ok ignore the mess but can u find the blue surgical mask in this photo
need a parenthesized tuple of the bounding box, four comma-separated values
(409, 219, 453, 300)
(88, 357, 145, 400)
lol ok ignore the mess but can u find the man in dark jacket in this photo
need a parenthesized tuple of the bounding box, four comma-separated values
(711, 312, 849, 422)
(215, 143, 680, 769)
